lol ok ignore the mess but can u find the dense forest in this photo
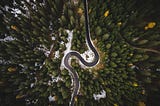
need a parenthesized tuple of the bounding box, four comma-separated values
(0, 0, 160, 106)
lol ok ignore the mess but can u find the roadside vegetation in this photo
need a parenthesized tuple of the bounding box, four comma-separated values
(0, 0, 160, 105)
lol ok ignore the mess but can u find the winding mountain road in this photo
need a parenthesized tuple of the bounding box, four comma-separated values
(64, 0, 99, 106)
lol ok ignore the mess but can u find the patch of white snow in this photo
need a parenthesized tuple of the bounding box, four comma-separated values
(0, 36, 16, 42)
(48, 95, 56, 102)
(51, 75, 64, 83)
(30, 83, 34, 88)
(36, 45, 49, 57)
(93, 90, 106, 101)
(54, 50, 60, 59)
(51, 36, 56, 40)
(79, 49, 94, 68)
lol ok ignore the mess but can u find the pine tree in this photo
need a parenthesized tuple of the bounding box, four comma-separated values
(0, 0, 160, 106)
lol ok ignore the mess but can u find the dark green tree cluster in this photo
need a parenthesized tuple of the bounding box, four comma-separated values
(0, 0, 160, 106)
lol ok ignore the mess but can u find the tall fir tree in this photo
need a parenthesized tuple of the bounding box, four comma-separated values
(0, 0, 160, 106)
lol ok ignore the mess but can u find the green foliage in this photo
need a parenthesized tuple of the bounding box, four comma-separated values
(0, 0, 160, 106)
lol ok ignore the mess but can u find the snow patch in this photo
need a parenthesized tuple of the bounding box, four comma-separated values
(36, 45, 50, 57)
(47, 75, 64, 86)
(25, 99, 38, 105)
(79, 49, 94, 68)
(156, 68, 160, 72)
(54, 50, 60, 59)
(11, 8, 22, 17)
(4, 6, 10, 11)
(51, 36, 56, 40)
(39, 61, 45, 69)
(131, 65, 136, 69)
(81, 49, 94, 62)
(35, 62, 41, 67)
(50, 75, 64, 83)
(93, 90, 106, 101)
(48, 95, 56, 102)
(0, 36, 16, 42)
(60, 41, 64, 45)
(30, 83, 34, 88)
